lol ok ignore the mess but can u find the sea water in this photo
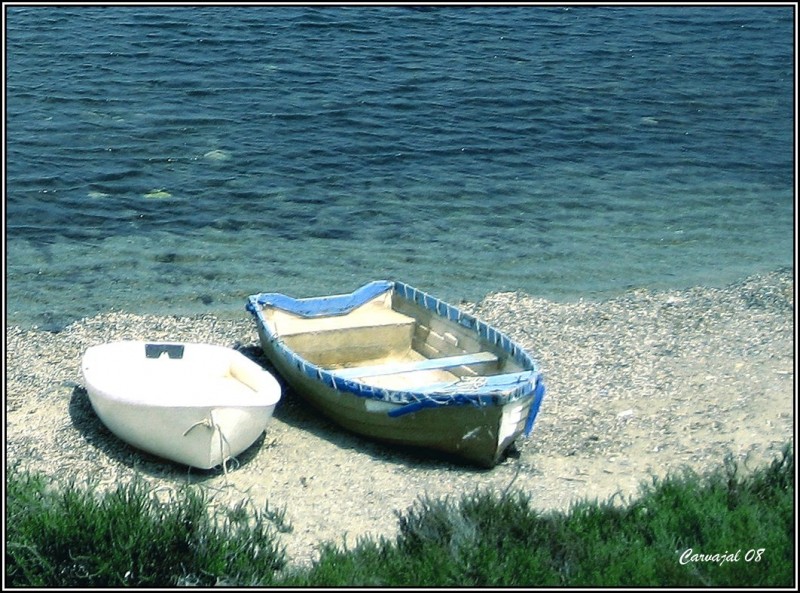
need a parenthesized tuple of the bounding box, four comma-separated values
(5, 6, 794, 330)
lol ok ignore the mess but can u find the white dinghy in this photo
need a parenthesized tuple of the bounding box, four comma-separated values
(81, 341, 282, 470)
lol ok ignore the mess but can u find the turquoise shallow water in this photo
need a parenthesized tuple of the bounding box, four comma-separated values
(5, 6, 795, 330)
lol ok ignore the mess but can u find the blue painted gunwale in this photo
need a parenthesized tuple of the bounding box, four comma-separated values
(246, 281, 545, 434)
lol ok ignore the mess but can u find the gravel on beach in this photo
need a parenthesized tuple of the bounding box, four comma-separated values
(5, 268, 794, 568)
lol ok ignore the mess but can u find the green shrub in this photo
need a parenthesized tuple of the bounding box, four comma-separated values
(6, 445, 793, 588)
(282, 444, 794, 587)
(5, 470, 287, 587)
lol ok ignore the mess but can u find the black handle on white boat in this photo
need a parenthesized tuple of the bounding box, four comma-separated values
(145, 343, 185, 359)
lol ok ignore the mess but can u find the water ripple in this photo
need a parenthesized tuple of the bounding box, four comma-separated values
(5, 5, 794, 327)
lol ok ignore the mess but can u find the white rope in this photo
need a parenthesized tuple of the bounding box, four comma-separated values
(182, 418, 212, 436)
(210, 410, 232, 476)
(182, 412, 232, 476)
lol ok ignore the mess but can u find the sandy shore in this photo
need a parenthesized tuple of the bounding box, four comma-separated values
(5, 268, 794, 568)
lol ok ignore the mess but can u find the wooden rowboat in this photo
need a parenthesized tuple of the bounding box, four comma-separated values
(246, 281, 545, 467)
(81, 341, 282, 470)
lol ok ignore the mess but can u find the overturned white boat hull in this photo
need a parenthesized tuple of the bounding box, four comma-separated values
(81, 341, 282, 469)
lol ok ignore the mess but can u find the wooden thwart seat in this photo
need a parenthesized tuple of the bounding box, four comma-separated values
(271, 303, 417, 367)
(333, 351, 498, 380)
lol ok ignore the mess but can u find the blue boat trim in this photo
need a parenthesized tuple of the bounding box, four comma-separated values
(247, 280, 546, 417)
(413, 370, 536, 395)
(523, 377, 546, 436)
(247, 280, 392, 318)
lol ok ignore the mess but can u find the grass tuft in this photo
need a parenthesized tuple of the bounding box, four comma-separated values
(280, 444, 794, 587)
(5, 444, 794, 587)
(5, 471, 287, 587)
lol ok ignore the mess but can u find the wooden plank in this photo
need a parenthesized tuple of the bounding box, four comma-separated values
(281, 320, 414, 367)
(333, 351, 498, 380)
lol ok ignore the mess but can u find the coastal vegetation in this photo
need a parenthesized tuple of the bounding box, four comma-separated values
(5, 444, 793, 587)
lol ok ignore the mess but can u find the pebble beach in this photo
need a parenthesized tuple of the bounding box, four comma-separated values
(5, 268, 794, 568)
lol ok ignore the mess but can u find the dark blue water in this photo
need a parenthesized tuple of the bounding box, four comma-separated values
(5, 6, 794, 329)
